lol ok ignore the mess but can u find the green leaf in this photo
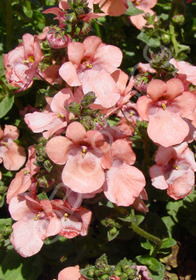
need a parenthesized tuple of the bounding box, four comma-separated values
(136, 255, 165, 280)
(160, 238, 176, 249)
(0, 95, 14, 119)
(125, 2, 144, 16)
(137, 31, 161, 48)
(0, 249, 43, 280)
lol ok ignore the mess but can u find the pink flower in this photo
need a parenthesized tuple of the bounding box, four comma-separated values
(0, 125, 26, 171)
(46, 121, 106, 194)
(104, 138, 146, 207)
(9, 194, 92, 257)
(149, 142, 196, 200)
(57, 265, 81, 280)
(9, 195, 62, 257)
(137, 78, 196, 147)
(170, 58, 196, 86)
(93, 0, 128, 16)
(6, 145, 39, 204)
(24, 87, 83, 139)
(3, 33, 43, 92)
(129, 0, 157, 30)
(59, 36, 122, 108)
(131, 265, 152, 280)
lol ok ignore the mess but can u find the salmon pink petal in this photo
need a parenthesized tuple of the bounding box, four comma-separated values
(149, 165, 168, 190)
(9, 195, 33, 220)
(94, 45, 123, 73)
(46, 136, 73, 164)
(147, 110, 189, 147)
(4, 125, 19, 140)
(22, 33, 34, 59)
(147, 79, 167, 101)
(136, 95, 151, 121)
(99, 0, 127, 16)
(167, 171, 195, 200)
(58, 266, 81, 280)
(2, 141, 26, 171)
(104, 161, 146, 206)
(111, 69, 129, 93)
(59, 62, 81, 86)
(42, 216, 62, 238)
(82, 70, 120, 108)
(50, 88, 73, 114)
(130, 8, 155, 30)
(166, 78, 184, 99)
(78, 208, 92, 236)
(62, 152, 105, 193)
(11, 219, 44, 257)
(173, 91, 196, 120)
(68, 42, 84, 65)
(111, 139, 136, 165)
(6, 169, 31, 204)
(83, 36, 102, 58)
(66, 122, 86, 143)
(25, 111, 63, 134)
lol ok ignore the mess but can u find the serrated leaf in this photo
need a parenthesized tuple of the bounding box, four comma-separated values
(0, 95, 14, 118)
(125, 2, 144, 16)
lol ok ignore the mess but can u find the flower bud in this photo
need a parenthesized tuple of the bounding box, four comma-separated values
(172, 14, 185, 25)
(161, 34, 171, 44)
(46, 28, 70, 49)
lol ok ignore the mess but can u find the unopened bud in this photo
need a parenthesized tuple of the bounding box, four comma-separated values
(161, 34, 171, 44)
(47, 28, 70, 49)
(172, 14, 185, 25)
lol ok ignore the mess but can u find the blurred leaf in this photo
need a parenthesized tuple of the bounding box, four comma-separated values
(0, 95, 14, 118)
(160, 238, 176, 249)
(0, 249, 43, 280)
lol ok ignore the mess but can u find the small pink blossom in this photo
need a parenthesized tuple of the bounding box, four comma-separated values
(0, 125, 26, 171)
(4, 33, 43, 92)
(149, 142, 196, 200)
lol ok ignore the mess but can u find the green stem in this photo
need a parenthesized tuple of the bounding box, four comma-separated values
(130, 222, 162, 255)
(169, 23, 178, 56)
(6, 0, 12, 52)
(94, 21, 101, 38)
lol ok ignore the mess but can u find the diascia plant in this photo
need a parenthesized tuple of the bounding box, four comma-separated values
(0, 0, 196, 279)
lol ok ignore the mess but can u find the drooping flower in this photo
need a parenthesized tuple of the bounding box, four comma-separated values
(149, 142, 196, 200)
(3, 33, 43, 92)
(0, 125, 26, 172)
